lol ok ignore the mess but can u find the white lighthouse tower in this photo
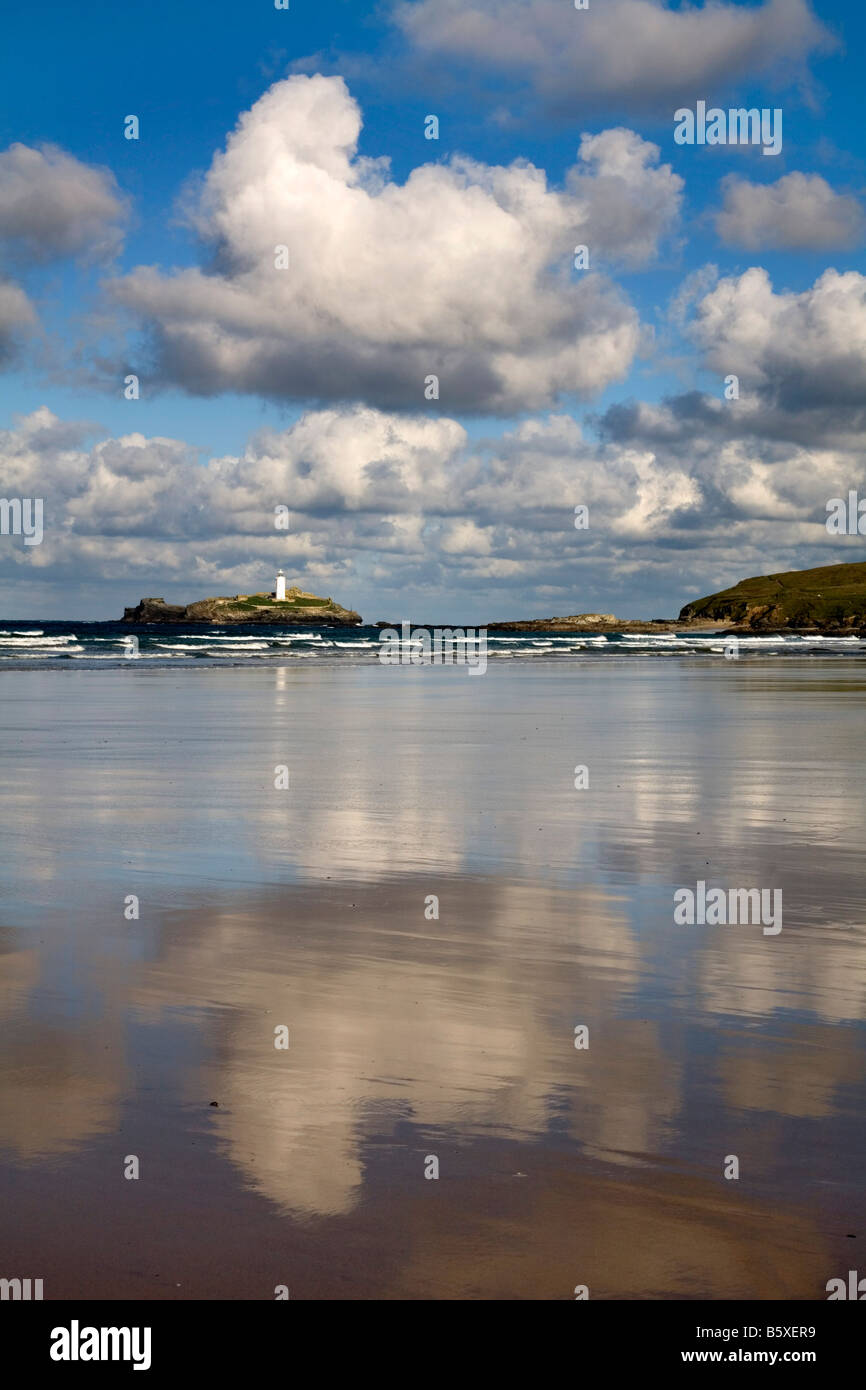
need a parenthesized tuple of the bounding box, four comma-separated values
(275, 569, 286, 601)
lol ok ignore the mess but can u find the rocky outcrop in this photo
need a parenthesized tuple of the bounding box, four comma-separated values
(488, 615, 717, 633)
(375, 614, 724, 633)
(491, 613, 618, 632)
(123, 598, 188, 622)
(123, 594, 362, 626)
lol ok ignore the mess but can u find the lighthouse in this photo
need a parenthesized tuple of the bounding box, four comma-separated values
(275, 569, 286, 601)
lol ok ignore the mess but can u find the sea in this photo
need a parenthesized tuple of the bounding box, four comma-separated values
(0, 619, 863, 665)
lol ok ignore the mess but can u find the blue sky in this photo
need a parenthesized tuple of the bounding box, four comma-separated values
(0, 0, 864, 618)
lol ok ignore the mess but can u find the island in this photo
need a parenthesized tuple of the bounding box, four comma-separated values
(123, 580, 361, 627)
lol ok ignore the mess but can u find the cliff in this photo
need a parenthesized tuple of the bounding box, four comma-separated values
(678, 561, 866, 632)
(123, 592, 362, 627)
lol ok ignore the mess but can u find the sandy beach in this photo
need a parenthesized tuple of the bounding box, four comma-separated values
(0, 659, 863, 1298)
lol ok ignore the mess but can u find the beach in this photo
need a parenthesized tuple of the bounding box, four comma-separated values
(1, 658, 864, 1299)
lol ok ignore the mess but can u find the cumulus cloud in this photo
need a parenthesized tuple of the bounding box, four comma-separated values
(111, 74, 682, 413)
(569, 128, 683, 268)
(0, 142, 128, 372)
(600, 393, 861, 519)
(0, 400, 705, 621)
(4, 395, 859, 620)
(0, 143, 127, 265)
(600, 261, 866, 537)
(715, 173, 865, 251)
(688, 267, 866, 437)
(393, 0, 831, 115)
(0, 279, 36, 363)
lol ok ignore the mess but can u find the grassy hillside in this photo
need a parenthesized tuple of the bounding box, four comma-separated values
(229, 593, 336, 613)
(679, 561, 866, 629)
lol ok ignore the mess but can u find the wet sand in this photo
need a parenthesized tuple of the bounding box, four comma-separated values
(0, 661, 864, 1298)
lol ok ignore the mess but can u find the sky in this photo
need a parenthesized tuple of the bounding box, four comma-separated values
(0, 0, 864, 621)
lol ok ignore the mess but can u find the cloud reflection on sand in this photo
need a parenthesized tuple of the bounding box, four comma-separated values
(0, 662, 864, 1296)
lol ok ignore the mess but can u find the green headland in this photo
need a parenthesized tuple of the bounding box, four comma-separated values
(679, 560, 866, 631)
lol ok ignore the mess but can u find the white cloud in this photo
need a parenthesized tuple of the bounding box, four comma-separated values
(716, 173, 865, 251)
(439, 519, 493, 555)
(0, 279, 36, 362)
(111, 75, 681, 412)
(0, 143, 127, 264)
(0, 142, 128, 372)
(690, 267, 866, 427)
(569, 128, 683, 268)
(394, 0, 830, 115)
(5, 397, 861, 620)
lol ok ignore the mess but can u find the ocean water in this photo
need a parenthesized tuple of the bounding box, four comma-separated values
(0, 658, 864, 1298)
(0, 619, 863, 666)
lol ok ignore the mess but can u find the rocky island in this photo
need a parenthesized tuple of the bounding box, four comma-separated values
(123, 582, 361, 627)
